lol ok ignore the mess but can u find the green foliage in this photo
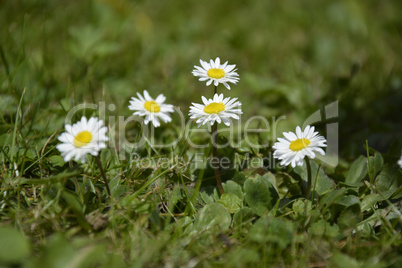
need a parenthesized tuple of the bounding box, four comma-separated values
(0, 226, 31, 265)
(233, 207, 255, 227)
(308, 219, 340, 238)
(294, 161, 335, 195)
(195, 202, 231, 232)
(346, 155, 368, 184)
(375, 164, 402, 198)
(218, 193, 242, 214)
(244, 175, 279, 216)
(248, 217, 294, 250)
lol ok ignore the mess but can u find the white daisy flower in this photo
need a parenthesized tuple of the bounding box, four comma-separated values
(273, 125, 327, 168)
(189, 93, 242, 127)
(128, 90, 174, 128)
(398, 153, 402, 169)
(192, 57, 239, 90)
(56, 116, 108, 163)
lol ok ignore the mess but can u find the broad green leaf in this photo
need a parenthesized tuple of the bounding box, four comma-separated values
(222, 180, 244, 200)
(39, 233, 75, 268)
(244, 175, 279, 216)
(319, 188, 347, 208)
(375, 164, 402, 198)
(176, 217, 193, 231)
(168, 216, 194, 235)
(345, 155, 367, 183)
(200, 186, 215, 204)
(325, 223, 341, 238)
(232, 171, 247, 185)
(357, 222, 374, 237)
(218, 193, 242, 214)
(338, 181, 363, 188)
(49, 155, 65, 167)
(368, 152, 383, 179)
(292, 199, 313, 217)
(331, 252, 360, 268)
(360, 194, 384, 212)
(356, 208, 400, 236)
(261, 172, 280, 194)
(0, 226, 31, 264)
(337, 195, 360, 208)
(336, 196, 361, 230)
(248, 217, 294, 249)
(308, 219, 326, 236)
(241, 167, 267, 178)
(308, 219, 340, 238)
(233, 207, 255, 227)
(63, 239, 107, 268)
(195, 202, 231, 232)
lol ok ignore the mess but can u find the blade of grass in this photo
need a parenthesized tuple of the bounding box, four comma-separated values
(18, 170, 82, 185)
(131, 166, 175, 199)
(10, 88, 26, 171)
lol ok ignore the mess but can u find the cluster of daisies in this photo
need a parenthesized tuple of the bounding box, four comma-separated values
(56, 89, 174, 164)
(56, 57, 244, 164)
(190, 57, 242, 127)
(55, 56, 402, 172)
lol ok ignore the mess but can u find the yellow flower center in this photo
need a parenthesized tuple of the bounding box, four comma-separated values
(289, 138, 311, 152)
(144, 101, 161, 113)
(204, 102, 225, 114)
(207, 68, 225, 79)
(74, 131, 93, 147)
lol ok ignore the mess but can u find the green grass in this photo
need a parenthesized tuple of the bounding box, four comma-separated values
(1, 0, 401, 267)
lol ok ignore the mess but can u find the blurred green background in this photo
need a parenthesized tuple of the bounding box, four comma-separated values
(1, 1, 402, 267)
(1, 0, 401, 159)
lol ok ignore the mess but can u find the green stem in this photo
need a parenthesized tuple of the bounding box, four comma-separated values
(185, 164, 205, 216)
(365, 140, 373, 185)
(311, 164, 320, 204)
(11, 88, 26, 166)
(94, 155, 111, 197)
(212, 123, 224, 195)
(212, 85, 223, 195)
(305, 157, 312, 199)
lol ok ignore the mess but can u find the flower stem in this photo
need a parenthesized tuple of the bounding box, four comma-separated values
(212, 85, 224, 195)
(95, 155, 112, 197)
(212, 123, 224, 195)
(305, 157, 312, 198)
